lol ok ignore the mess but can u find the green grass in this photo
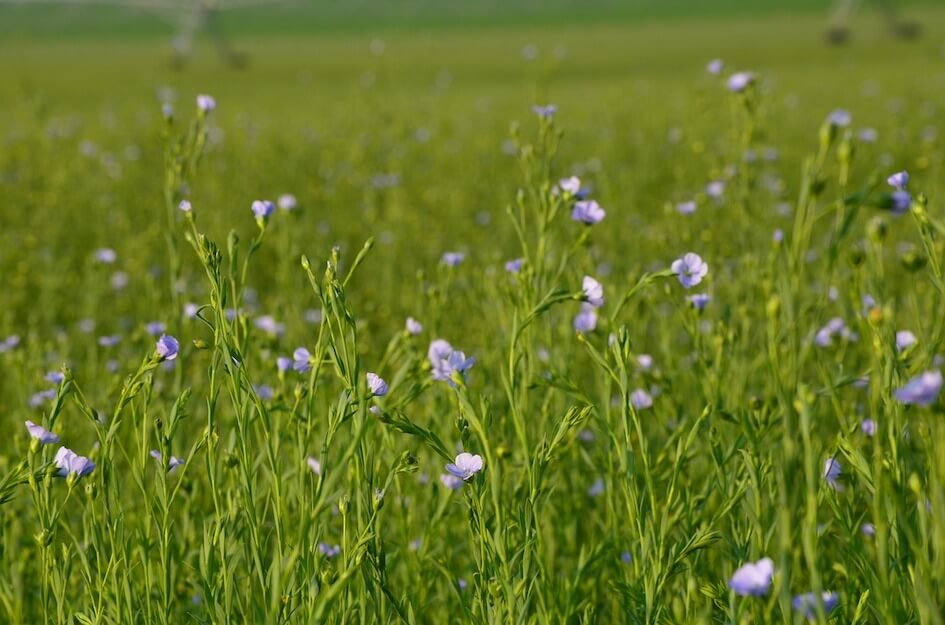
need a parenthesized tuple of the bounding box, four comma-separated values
(2, 7, 945, 625)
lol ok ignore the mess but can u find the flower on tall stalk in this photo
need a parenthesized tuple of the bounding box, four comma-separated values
(728, 557, 774, 596)
(532, 104, 557, 118)
(251, 200, 275, 220)
(826, 109, 851, 127)
(149, 450, 184, 473)
(440, 473, 464, 490)
(571, 200, 606, 225)
(441, 252, 465, 267)
(505, 258, 524, 273)
(196, 94, 216, 112)
(630, 389, 653, 410)
(727, 72, 754, 93)
(367, 372, 388, 397)
(54, 447, 95, 479)
(405, 317, 423, 335)
(445, 453, 483, 481)
(428, 340, 475, 384)
(823, 457, 843, 491)
(277, 194, 297, 211)
(895, 370, 942, 406)
(557, 176, 581, 196)
(896, 330, 917, 352)
(887, 170, 909, 190)
(707, 59, 724, 75)
(573, 304, 598, 333)
(687, 293, 710, 310)
(155, 335, 179, 361)
(582, 276, 604, 307)
(791, 592, 838, 618)
(25, 421, 60, 445)
(671, 253, 708, 288)
(293, 347, 313, 373)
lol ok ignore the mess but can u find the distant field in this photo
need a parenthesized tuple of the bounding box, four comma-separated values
(2, 4, 945, 624)
(0, 0, 935, 37)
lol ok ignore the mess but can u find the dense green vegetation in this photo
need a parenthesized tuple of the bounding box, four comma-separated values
(1, 5, 944, 624)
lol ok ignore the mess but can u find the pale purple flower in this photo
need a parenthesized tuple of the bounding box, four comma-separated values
(705, 181, 725, 199)
(858, 128, 878, 142)
(276, 357, 291, 373)
(445, 452, 483, 481)
(25, 420, 60, 445)
(677, 201, 697, 215)
(621, 551, 633, 564)
(557, 176, 581, 195)
(254, 315, 285, 336)
(826, 109, 851, 127)
(45, 371, 65, 385)
(149, 449, 184, 472)
(98, 334, 121, 348)
(773, 229, 784, 243)
(251, 200, 275, 220)
(727, 72, 754, 93)
(307, 456, 322, 475)
(671, 253, 708, 288)
(887, 170, 909, 190)
(277, 194, 297, 211)
(707, 59, 724, 75)
(146, 321, 166, 336)
(111, 271, 129, 291)
(440, 473, 464, 490)
(896, 330, 917, 352)
(441, 252, 465, 267)
(573, 304, 598, 333)
(861, 523, 875, 537)
(196, 94, 216, 112)
(687, 293, 710, 310)
(156, 335, 179, 361)
(29, 389, 57, 408)
(505, 258, 524, 273)
(582, 276, 604, 307)
(54, 447, 95, 479)
(571, 200, 606, 225)
(587, 478, 605, 497)
(161, 103, 173, 119)
(728, 557, 774, 596)
(428, 339, 453, 365)
(895, 370, 942, 406)
(293, 347, 312, 373)
(178, 200, 192, 213)
(637, 354, 653, 370)
(367, 372, 388, 396)
(891, 190, 912, 214)
(861, 294, 877, 315)
(95, 248, 117, 264)
(630, 389, 653, 410)
(861, 419, 877, 436)
(304, 309, 323, 324)
(815, 317, 847, 348)
(184, 303, 199, 319)
(318, 543, 341, 558)
(405, 317, 423, 335)
(823, 457, 843, 491)
(792, 592, 838, 618)
(532, 104, 557, 118)
(0, 334, 21, 353)
(433, 351, 475, 383)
